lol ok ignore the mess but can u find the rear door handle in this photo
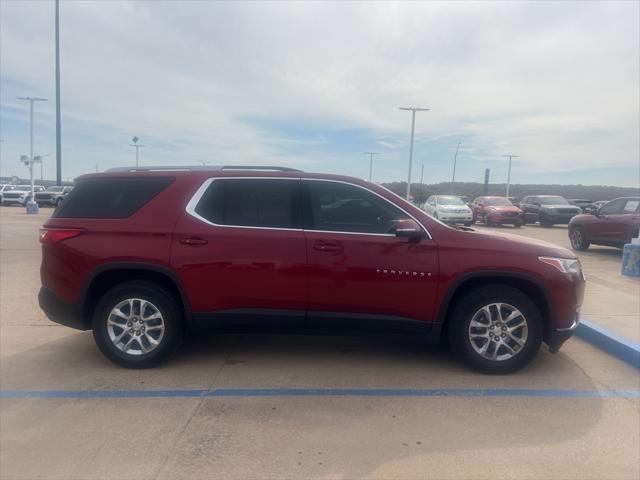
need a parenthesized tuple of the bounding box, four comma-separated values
(314, 241, 342, 252)
(179, 237, 208, 246)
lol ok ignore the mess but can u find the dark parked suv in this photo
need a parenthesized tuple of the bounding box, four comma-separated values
(39, 166, 585, 373)
(520, 195, 581, 227)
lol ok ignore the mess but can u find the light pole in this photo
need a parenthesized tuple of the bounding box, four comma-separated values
(17, 96, 47, 211)
(502, 154, 519, 198)
(419, 162, 425, 204)
(55, 0, 62, 186)
(399, 106, 429, 201)
(451, 141, 461, 194)
(130, 136, 145, 167)
(363, 152, 379, 182)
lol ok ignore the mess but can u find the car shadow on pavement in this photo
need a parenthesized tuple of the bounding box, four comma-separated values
(0, 331, 612, 479)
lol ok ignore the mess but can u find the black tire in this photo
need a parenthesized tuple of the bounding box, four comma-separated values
(448, 285, 543, 374)
(464, 221, 473, 227)
(569, 225, 590, 251)
(55, 198, 63, 207)
(92, 281, 184, 368)
(514, 220, 523, 229)
(539, 213, 554, 227)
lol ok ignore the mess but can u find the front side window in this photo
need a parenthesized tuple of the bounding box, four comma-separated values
(599, 199, 626, 215)
(194, 179, 301, 229)
(305, 181, 406, 234)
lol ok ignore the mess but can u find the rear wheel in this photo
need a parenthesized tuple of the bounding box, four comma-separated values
(92, 281, 183, 368)
(448, 285, 543, 374)
(569, 226, 590, 251)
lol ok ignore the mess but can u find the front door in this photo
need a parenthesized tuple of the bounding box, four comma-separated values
(302, 179, 439, 332)
(171, 177, 307, 328)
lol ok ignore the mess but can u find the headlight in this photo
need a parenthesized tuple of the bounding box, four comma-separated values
(539, 256, 583, 276)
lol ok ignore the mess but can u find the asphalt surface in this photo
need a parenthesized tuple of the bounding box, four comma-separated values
(1, 206, 639, 480)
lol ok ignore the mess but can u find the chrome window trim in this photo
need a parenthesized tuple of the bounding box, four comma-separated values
(185, 176, 432, 239)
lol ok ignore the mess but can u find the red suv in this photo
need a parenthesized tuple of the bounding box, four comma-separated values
(568, 197, 640, 250)
(39, 166, 585, 373)
(470, 196, 524, 227)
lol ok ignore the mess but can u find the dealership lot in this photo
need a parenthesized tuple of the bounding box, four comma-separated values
(1, 206, 639, 480)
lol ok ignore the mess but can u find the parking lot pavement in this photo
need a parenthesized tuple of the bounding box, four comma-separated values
(1, 206, 639, 480)
(474, 223, 640, 344)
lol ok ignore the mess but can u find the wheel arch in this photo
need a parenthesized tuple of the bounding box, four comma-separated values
(80, 263, 191, 328)
(437, 271, 554, 343)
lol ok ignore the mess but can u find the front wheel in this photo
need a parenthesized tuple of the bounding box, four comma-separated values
(448, 285, 543, 374)
(92, 281, 184, 368)
(569, 226, 590, 251)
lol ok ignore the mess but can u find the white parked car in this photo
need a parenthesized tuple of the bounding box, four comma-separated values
(1, 185, 45, 206)
(423, 195, 474, 226)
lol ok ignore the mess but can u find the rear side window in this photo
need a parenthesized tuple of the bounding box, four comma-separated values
(194, 179, 301, 229)
(53, 177, 174, 219)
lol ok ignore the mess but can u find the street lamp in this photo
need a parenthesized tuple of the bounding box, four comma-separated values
(17, 96, 47, 213)
(363, 152, 379, 182)
(130, 136, 145, 167)
(502, 154, 519, 198)
(399, 106, 429, 201)
(451, 142, 461, 194)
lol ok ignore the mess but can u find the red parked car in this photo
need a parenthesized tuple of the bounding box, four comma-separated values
(470, 196, 524, 227)
(39, 166, 585, 373)
(568, 197, 640, 250)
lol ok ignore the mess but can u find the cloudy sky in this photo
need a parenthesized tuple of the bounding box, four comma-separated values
(1, 0, 638, 187)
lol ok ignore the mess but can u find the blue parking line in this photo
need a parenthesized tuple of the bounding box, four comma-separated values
(1, 388, 638, 399)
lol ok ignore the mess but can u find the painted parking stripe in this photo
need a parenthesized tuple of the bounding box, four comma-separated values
(1, 388, 638, 399)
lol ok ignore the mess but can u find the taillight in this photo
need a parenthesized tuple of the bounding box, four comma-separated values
(39, 228, 85, 245)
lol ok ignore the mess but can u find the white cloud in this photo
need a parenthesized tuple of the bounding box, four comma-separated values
(1, 0, 638, 182)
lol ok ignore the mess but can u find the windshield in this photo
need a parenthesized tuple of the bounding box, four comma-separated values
(47, 186, 64, 192)
(539, 196, 569, 205)
(484, 197, 512, 206)
(2, 185, 15, 191)
(437, 196, 465, 206)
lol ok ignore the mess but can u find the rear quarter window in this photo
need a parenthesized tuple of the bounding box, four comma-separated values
(53, 177, 174, 219)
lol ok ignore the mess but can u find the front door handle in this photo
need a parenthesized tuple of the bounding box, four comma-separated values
(179, 237, 208, 246)
(314, 241, 342, 252)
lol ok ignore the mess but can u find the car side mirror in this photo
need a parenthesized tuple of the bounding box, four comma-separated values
(394, 219, 422, 240)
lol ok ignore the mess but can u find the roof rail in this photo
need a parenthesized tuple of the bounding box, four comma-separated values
(221, 165, 302, 172)
(106, 165, 303, 173)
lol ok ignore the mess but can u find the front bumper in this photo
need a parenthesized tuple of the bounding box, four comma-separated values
(439, 213, 473, 223)
(486, 212, 523, 224)
(547, 312, 580, 353)
(38, 287, 89, 330)
(1, 197, 27, 205)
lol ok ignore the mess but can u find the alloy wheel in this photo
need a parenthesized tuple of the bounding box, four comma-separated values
(468, 303, 528, 361)
(107, 298, 165, 355)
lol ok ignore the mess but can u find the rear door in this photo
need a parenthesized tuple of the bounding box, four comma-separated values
(171, 177, 308, 327)
(302, 179, 439, 331)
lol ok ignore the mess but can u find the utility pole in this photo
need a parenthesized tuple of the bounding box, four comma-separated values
(363, 152, 379, 182)
(399, 106, 429, 201)
(130, 136, 144, 167)
(17, 97, 47, 210)
(451, 141, 461, 194)
(502, 154, 519, 198)
(55, 0, 62, 185)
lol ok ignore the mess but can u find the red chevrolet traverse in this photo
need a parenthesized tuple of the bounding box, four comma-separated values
(39, 166, 585, 373)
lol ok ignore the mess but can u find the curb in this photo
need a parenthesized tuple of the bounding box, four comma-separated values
(576, 319, 640, 369)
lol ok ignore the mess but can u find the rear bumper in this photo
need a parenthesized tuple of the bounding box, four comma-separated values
(38, 287, 89, 330)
